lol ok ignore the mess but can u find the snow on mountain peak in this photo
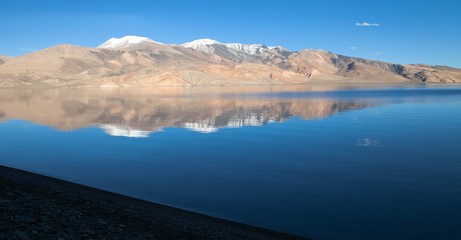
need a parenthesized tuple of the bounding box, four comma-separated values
(226, 43, 268, 55)
(181, 39, 221, 54)
(268, 46, 285, 50)
(97, 36, 163, 49)
(181, 38, 289, 56)
(98, 36, 291, 56)
(182, 38, 221, 47)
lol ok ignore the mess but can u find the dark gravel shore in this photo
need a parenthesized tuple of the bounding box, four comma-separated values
(0, 165, 309, 240)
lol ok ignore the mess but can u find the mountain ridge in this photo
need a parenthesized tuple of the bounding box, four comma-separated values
(1, 35, 460, 87)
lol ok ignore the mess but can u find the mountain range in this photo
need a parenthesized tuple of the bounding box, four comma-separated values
(0, 35, 460, 87)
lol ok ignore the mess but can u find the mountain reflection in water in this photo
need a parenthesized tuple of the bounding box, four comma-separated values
(0, 86, 377, 137)
(2, 85, 461, 240)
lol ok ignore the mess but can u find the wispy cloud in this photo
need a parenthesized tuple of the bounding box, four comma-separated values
(349, 46, 360, 50)
(19, 48, 37, 52)
(371, 51, 384, 56)
(356, 22, 380, 27)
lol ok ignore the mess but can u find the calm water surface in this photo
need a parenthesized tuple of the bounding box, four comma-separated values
(1, 85, 461, 240)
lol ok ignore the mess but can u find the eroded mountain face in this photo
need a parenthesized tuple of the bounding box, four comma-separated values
(0, 36, 460, 88)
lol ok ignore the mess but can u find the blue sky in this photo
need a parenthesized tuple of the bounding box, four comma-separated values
(1, 0, 460, 67)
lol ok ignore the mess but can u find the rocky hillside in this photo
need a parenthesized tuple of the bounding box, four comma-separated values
(0, 36, 460, 87)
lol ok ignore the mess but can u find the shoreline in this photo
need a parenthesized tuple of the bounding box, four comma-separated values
(0, 165, 308, 239)
(0, 81, 456, 90)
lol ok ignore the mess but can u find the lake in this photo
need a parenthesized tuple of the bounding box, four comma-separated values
(1, 85, 461, 240)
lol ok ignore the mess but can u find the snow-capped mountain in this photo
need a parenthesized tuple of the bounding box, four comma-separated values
(181, 38, 290, 56)
(98, 36, 163, 49)
(2, 35, 460, 88)
(96, 35, 290, 62)
(225, 43, 270, 55)
(179, 38, 293, 64)
(181, 39, 221, 54)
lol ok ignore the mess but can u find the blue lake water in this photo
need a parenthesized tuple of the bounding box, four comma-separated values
(1, 85, 461, 240)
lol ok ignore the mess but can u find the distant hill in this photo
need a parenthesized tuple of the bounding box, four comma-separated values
(1, 35, 460, 87)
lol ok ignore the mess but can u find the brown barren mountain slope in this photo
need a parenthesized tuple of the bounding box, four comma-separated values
(0, 55, 10, 65)
(1, 36, 460, 87)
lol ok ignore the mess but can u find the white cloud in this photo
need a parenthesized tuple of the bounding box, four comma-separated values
(372, 51, 384, 56)
(349, 46, 360, 50)
(356, 22, 380, 27)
